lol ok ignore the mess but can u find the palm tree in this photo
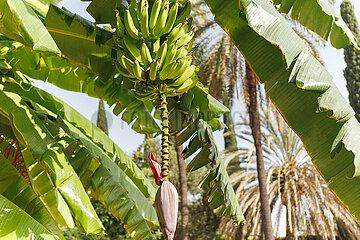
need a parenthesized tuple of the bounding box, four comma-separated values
(220, 103, 360, 239)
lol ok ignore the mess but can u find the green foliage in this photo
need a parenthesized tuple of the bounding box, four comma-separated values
(63, 198, 131, 240)
(341, 0, 360, 121)
(0, 0, 61, 55)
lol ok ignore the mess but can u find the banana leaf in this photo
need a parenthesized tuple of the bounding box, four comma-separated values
(24, 0, 61, 17)
(273, 0, 359, 49)
(205, 0, 360, 221)
(169, 85, 245, 223)
(0, 154, 64, 240)
(0, 0, 60, 55)
(44, 5, 114, 81)
(0, 89, 104, 234)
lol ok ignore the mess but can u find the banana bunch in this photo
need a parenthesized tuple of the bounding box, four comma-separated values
(113, 0, 198, 101)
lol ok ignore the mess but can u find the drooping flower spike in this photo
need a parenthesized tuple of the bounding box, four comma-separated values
(148, 152, 162, 186)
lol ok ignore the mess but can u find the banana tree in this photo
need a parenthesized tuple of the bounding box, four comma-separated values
(0, 0, 359, 239)
(0, 0, 244, 239)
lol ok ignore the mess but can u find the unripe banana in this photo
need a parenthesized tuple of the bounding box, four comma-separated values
(169, 65, 196, 87)
(174, 1, 191, 26)
(149, 59, 160, 80)
(177, 31, 194, 48)
(153, 0, 170, 37)
(123, 36, 143, 62)
(116, 14, 126, 37)
(133, 60, 144, 80)
(159, 61, 178, 80)
(118, 55, 136, 75)
(155, 40, 168, 68)
(140, 0, 150, 38)
(124, 9, 140, 40)
(175, 77, 197, 93)
(129, 0, 141, 30)
(135, 91, 156, 101)
(141, 41, 153, 68)
(162, 2, 178, 35)
(168, 22, 187, 44)
(149, 0, 162, 33)
(187, 37, 194, 53)
(153, 38, 161, 56)
(162, 42, 177, 67)
(174, 46, 187, 60)
(115, 62, 136, 79)
(168, 56, 192, 79)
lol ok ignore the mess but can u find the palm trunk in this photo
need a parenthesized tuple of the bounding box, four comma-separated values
(245, 62, 274, 240)
(175, 134, 189, 240)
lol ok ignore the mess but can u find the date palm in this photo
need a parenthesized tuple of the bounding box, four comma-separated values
(220, 104, 360, 239)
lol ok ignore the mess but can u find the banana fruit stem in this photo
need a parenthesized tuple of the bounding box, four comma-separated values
(160, 89, 170, 181)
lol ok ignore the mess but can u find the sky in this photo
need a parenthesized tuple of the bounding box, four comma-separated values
(34, 0, 360, 157)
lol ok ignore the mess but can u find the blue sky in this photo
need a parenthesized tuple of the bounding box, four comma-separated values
(34, 0, 360, 156)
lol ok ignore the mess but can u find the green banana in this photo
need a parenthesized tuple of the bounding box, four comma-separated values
(118, 55, 136, 74)
(149, 59, 160, 80)
(162, 41, 177, 67)
(141, 41, 153, 68)
(115, 62, 137, 80)
(174, 46, 187, 60)
(124, 9, 140, 39)
(159, 61, 178, 80)
(149, 0, 162, 33)
(175, 77, 197, 93)
(129, 0, 141, 31)
(174, 1, 191, 26)
(140, 0, 150, 38)
(162, 2, 178, 35)
(166, 56, 190, 79)
(152, 38, 161, 56)
(116, 14, 126, 37)
(169, 65, 196, 87)
(153, 0, 170, 37)
(177, 31, 194, 48)
(123, 36, 142, 62)
(187, 37, 194, 52)
(133, 60, 144, 80)
(168, 22, 187, 44)
(134, 91, 156, 101)
(155, 39, 168, 69)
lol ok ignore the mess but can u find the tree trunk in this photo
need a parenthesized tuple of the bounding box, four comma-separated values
(175, 134, 189, 240)
(245, 62, 274, 240)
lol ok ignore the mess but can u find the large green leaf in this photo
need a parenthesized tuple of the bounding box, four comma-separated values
(206, 0, 360, 221)
(44, 5, 114, 81)
(273, 0, 359, 49)
(0, 89, 104, 234)
(0, 0, 60, 55)
(0, 193, 60, 240)
(0, 154, 64, 240)
(169, 85, 244, 223)
(25, 0, 61, 17)
(83, 0, 127, 24)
